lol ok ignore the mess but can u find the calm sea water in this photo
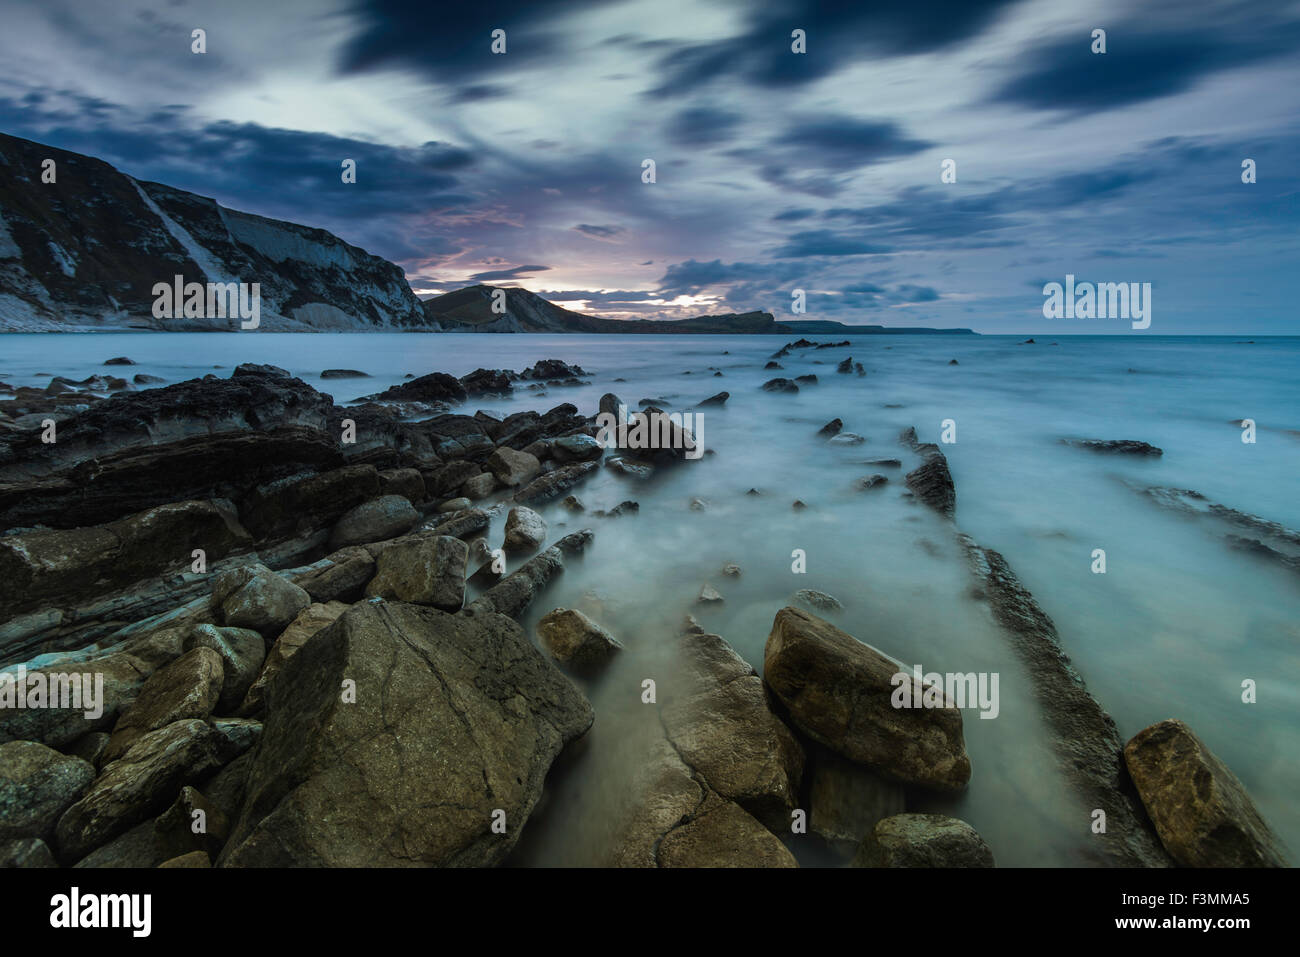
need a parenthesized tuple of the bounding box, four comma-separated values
(3, 332, 1298, 865)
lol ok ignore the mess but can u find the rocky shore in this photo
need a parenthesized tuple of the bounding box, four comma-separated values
(0, 358, 1288, 868)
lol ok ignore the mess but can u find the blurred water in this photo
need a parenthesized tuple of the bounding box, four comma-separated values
(2, 332, 1297, 865)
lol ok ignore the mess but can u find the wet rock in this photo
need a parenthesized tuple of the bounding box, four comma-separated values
(852, 813, 994, 867)
(460, 471, 497, 500)
(761, 378, 799, 393)
(594, 500, 639, 518)
(1123, 719, 1287, 867)
(487, 447, 542, 487)
(793, 588, 842, 612)
(291, 548, 375, 604)
(329, 494, 420, 549)
(808, 748, 905, 855)
(0, 654, 151, 749)
(211, 717, 262, 757)
(514, 461, 598, 505)
(658, 793, 797, 868)
(154, 785, 229, 860)
(219, 601, 593, 866)
(562, 495, 585, 512)
(552, 433, 603, 464)
(240, 601, 348, 715)
(241, 464, 379, 543)
(604, 456, 654, 480)
(901, 428, 956, 517)
(795, 374, 818, 385)
(598, 393, 623, 419)
(537, 608, 623, 671)
(818, 418, 843, 437)
(70, 821, 167, 868)
(212, 564, 311, 636)
(696, 391, 729, 407)
(864, 458, 902, 468)
(792, 500, 808, 511)
(377, 467, 425, 503)
(102, 647, 224, 763)
(763, 607, 970, 791)
(503, 506, 547, 553)
(459, 368, 515, 396)
(184, 625, 265, 715)
(1063, 438, 1163, 456)
(422, 460, 480, 498)
(320, 369, 370, 379)
(0, 837, 57, 867)
(365, 535, 468, 612)
(697, 584, 724, 604)
(103, 357, 135, 366)
(467, 546, 566, 619)
(853, 474, 888, 491)
(436, 496, 472, 513)
(365, 371, 467, 404)
(836, 357, 853, 374)
(55, 718, 228, 860)
(828, 432, 866, 446)
(0, 741, 95, 841)
(765, 361, 783, 370)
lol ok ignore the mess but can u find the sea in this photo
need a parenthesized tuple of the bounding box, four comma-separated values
(2, 331, 1297, 866)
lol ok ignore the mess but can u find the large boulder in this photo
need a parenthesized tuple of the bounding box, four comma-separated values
(1124, 719, 1287, 867)
(328, 495, 420, 549)
(763, 607, 970, 791)
(503, 506, 547, 553)
(219, 601, 593, 866)
(851, 813, 994, 867)
(0, 654, 152, 749)
(0, 741, 95, 841)
(486, 447, 542, 488)
(55, 719, 228, 860)
(102, 647, 224, 763)
(239, 602, 348, 716)
(239, 465, 380, 543)
(212, 564, 311, 635)
(364, 535, 468, 611)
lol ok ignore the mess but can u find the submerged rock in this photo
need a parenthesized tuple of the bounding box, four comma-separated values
(761, 378, 799, 394)
(536, 608, 623, 671)
(1062, 438, 1163, 456)
(852, 813, 994, 868)
(503, 506, 548, 553)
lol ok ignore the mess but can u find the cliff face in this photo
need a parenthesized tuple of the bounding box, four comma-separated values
(0, 133, 437, 331)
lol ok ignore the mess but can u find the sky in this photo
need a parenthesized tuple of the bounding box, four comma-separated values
(0, 0, 1297, 333)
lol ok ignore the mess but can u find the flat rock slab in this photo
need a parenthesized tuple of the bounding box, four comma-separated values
(103, 647, 223, 763)
(763, 606, 970, 792)
(220, 600, 593, 867)
(852, 813, 994, 868)
(1124, 719, 1287, 867)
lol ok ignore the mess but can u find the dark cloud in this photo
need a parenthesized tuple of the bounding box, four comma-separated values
(769, 230, 891, 258)
(665, 105, 744, 147)
(771, 116, 931, 170)
(573, 223, 626, 240)
(468, 264, 550, 281)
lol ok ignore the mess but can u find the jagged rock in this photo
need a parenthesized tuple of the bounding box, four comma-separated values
(536, 608, 622, 670)
(211, 718, 262, 757)
(184, 625, 265, 715)
(514, 461, 598, 504)
(697, 391, 729, 407)
(0, 654, 151, 749)
(552, 433, 602, 463)
(219, 601, 593, 866)
(764, 607, 970, 791)
(1124, 719, 1287, 867)
(102, 648, 224, 763)
(503, 506, 548, 554)
(1063, 438, 1163, 456)
(697, 584, 724, 604)
(364, 535, 468, 611)
(818, 418, 843, 437)
(459, 368, 515, 396)
(0, 837, 57, 867)
(0, 741, 95, 841)
(793, 588, 842, 612)
(604, 456, 654, 480)
(55, 719, 228, 860)
(904, 453, 955, 517)
(836, 357, 853, 373)
(852, 813, 994, 867)
(240, 602, 349, 717)
(212, 563, 311, 635)
(328, 494, 420, 549)
(366, 372, 467, 405)
(240, 464, 379, 543)
(487, 447, 542, 487)
(853, 474, 888, 490)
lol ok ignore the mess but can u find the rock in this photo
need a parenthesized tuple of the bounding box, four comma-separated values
(203, 751, 254, 825)
(764, 361, 783, 370)
(1123, 719, 1287, 867)
(102, 648, 224, 763)
(365, 371, 467, 404)
(561, 495, 585, 512)
(240, 464, 379, 544)
(219, 601, 593, 866)
(792, 499, 807, 511)
(598, 393, 623, 419)
(852, 813, 994, 867)
(436, 497, 472, 513)
(853, 474, 888, 490)
(0, 741, 95, 841)
(364, 535, 468, 611)
(67, 732, 110, 770)
(594, 500, 639, 518)
(158, 850, 211, 868)
(213, 563, 311, 635)
(818, 418, 843, 437)
(329, 495, 420, 549)
(468, 546, 566, 619)
(320, 369, 370, 379)
(657, 793, 798, 868)
(697, 584, 724, 604)
(536, 608, 623, 671)
(904, 451, 956, 517)
(663, 632, 804, 830)
(696, 391, 729, 407)
(211, 718, 262, 757)
(55, 719, 228, 860)
(103, 357, 135, 366)
(133, 374, 166, 385)
(486, 447, 542, 487)
(461, 471, 497, 500)
(761, 378, 798, 393)
(604, 456, 654, 480)
(0, 654, 151, 749)
(864, 458, 902, 468)
(552, 434, 603, 464)
(763, 607, 970, 791)
(377, 467, 425, 503)
(795, 374, 818, 385)
(503, 506, 547, 553)
(71, 820, 167, 868)
(291, 547, 376, 604)
(422, 460, 481, 498)
(827, 432, 866, 446)
(808, 749, 905, 855)
(184, 625, 265, 715)
(721, 563, 741, 577)
(459, 368, 516, 396)
(240, 601, 348, 715)
(949, 359, 959, 365)
(1063, 439, 1163, 456)
(154, 786, 229, 860)
(793, 588, 842, 612)
(0, 837, 57, 867)
(836, 357, 853, 373)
